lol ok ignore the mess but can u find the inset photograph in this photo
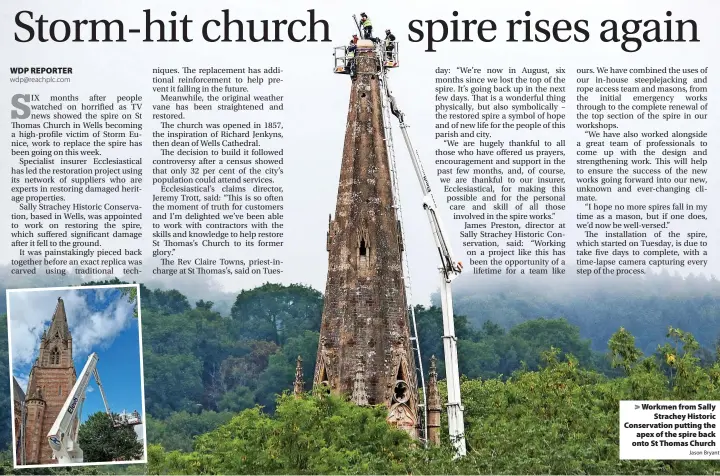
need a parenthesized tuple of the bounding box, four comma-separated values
(7, 284, 146, 468)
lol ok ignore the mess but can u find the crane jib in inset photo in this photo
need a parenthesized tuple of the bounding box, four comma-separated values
(47, 352, 143, 464)
(67, 397, 79, 415)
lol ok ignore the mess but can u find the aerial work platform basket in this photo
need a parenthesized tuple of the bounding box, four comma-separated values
(382, 40, 399, 68)
(113, 410, 142, 427)
(333, 40, 399, 74)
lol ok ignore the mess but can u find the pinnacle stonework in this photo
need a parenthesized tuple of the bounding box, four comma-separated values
(314, 40, 418, 437)
(19, 298, 77, 465)
(293, 356, 304, 397)
(427, 355, 442, 445)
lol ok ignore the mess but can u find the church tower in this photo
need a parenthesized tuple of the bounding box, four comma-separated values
(314, 40, 419, 437)
(21, 298, 77, 465)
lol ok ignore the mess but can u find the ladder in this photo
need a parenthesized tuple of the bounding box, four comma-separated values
(376, 44, 429, 446)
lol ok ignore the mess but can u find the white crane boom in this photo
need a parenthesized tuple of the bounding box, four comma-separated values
(381, 74, 468, 458)
(47, 352, 113, 464)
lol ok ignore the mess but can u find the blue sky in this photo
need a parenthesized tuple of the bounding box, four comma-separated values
(8, 286, 144, 434)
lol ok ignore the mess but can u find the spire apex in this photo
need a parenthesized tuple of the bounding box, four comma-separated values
(47, 296, 70, 341)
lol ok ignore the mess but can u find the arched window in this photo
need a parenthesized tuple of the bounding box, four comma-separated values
(50, 348, 59, 365)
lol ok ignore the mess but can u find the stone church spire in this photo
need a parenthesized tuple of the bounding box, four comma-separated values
(46, 297, 70, 341)
(21, 297, 76, 464)
(37, 297, 73, 370)
(313, 39, 419, 438)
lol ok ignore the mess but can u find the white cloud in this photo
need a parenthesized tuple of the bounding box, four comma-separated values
(87, 385, 95, 393)
(14, 374, 28, 395)
(8, 287, 135, 367)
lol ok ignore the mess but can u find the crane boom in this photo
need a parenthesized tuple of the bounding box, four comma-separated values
(92, 367, 113, 417)
(351, 15, 363, 36)
(46, 352, 117, 464)
(382, 76, 467, 458)
(47, 353, 98, 463)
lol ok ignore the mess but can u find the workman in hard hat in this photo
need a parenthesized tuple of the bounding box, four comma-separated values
(384, 29, 396, 61)
(346, 40, 357, 78)
(352, 34, 359, 44)
(360, 13, 372, 39)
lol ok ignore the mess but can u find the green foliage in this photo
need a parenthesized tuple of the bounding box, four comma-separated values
(415, 306, 600, 380)
(253, 331, 319, 412)
(230, 283, 323, 345)
(121, 287, 139, 318)
(77, 412, 144, 463)
(448, 273, 720, 355)
(609, 326, 643, 374)
(140, 284, 323, 418)
(423, 326, 720, 475)
(143, 351, 205, 418)
(147, 327, 720, 475)
(149, 394, 415, 475)
(146, 411, 235, 453)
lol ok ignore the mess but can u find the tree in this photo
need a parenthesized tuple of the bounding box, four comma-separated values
(77, 413, 144, 463)
(149, 394, 415, 475)
(230, 283, 323, 345)
(120, 286, 139, 318)
(146, 411, 234, 453)
(143, 352, 204, 418)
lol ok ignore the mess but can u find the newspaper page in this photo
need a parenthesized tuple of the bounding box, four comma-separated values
(1, 0, 719, 473)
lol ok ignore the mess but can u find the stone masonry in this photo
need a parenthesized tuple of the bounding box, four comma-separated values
(314, 39, 419, 437)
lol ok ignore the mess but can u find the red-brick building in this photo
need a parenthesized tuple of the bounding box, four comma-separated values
(13, 377, 25, 464)
(14, 298, 77, 465)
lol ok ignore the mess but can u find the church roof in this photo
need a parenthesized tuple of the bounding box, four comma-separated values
(46, 297, 70, 340)
(13, 377, 25, 402)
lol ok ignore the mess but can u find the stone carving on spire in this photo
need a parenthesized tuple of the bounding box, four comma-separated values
(427, 355, 442, 445)
(352, 358, 369, 406)
(293, 356, 304, 397)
